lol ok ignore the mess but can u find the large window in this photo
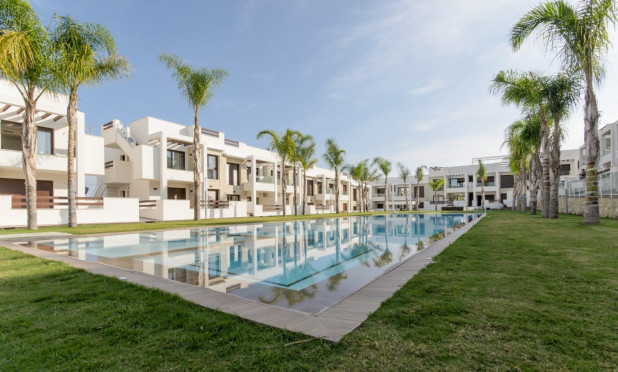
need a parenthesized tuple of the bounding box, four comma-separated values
(307, 180, 314, 196)
(208, 155, 218, 179)
(414, 186, 425, 198)
(500, 174, 514, 188)
(167, 150, 185, 170)
(228, 163, 239, 185)
(1, 121, 53, 155)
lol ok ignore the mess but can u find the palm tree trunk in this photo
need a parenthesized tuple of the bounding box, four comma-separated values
(22, 89, 38, 230)
(549, 122, 561, 219)
(281, 161, 287, 216)
(541, 121, 550, 218)
(302, 171, 307, 215)
(67, 87, 78, 227)
(404, 183, 409, 211)
(193, 108, 201, 221)
(529, 153, 541, 215)
(293, 163, 298, 216)
(416, 182, 420, 211)
(335, 171, 340, 214)
(481, 182, 485, 208)
(583, 72, 600, 225)
(384, 175, 388, 212)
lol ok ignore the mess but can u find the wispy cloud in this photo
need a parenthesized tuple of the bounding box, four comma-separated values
(409, 79, 450, 96)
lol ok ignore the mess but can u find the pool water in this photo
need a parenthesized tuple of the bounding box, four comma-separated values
(27, 213, 478, 313)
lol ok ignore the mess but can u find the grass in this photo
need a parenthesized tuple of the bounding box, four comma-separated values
(0, 210, 459, 236)
(0, 211, 616, 370)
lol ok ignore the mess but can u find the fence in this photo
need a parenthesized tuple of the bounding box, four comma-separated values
(560, 170, 618, 199)
(11, 195, 104, 209)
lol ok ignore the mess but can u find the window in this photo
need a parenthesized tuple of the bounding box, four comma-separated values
(1, 121, 53, 154)
(376, 188, 385, 195)
(37, 127, 53, 155)
(167, 150, 185, 170)
(227, 194, 240, 201)
(501, 193, 507, 202)
(307, 180, 314, 196)
(560, 164, 571, 176)
(500, 175, 514, 188)
(207, 155, 218, 179)
(228, 163, 239, 185)
(414, 186, 425, 198)
(317, 182, 323, 194)
(353, 188, 357, 201)
(167, 187, 186, 200)
(207, 189, 219, 201)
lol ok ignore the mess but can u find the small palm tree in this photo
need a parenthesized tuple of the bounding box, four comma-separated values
(397, 162, 410, 211)
(373, 157, 391, 211)
(511, 0, 617, 224)
(0, 0, 56, 230)
(323, 138, 345, 214)
(159, 53, 227, 220)
(415, 165, 427, 211)
(257, 129, 299, 216)
(429, 179, 444, 211)
(477, 160, 488, 208)
(345, 160, 379, 212)
(293, 133, 314, 215)
(52, 16, 130, 227)
(297, 137, 317, 215)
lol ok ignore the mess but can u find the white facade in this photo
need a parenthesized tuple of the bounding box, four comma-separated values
(100, 116, 362, 220)
(0, 79, 139, 227)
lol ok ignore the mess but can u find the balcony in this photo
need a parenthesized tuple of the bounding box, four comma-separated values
(167, 168, 193, 182)
(0, 149, 67, 173)
(102, 160, 132, 184)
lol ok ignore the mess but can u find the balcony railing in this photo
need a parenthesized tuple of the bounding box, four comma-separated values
(257, 175, 274, 183)
(477, 182, 496, 187)
(201, 128, 219, 137)
(11, 195, 103, 209)
(224, 138, 239, 147)
(199, 200, 230, 209)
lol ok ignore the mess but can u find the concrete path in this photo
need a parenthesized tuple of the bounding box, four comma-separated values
(1, 216, 483, 342)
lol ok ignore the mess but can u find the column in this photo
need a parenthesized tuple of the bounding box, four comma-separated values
(160, 133, 167, 200)
(472, 173, 477, 207)
(76, 112, 86, 197)
(202, 141, 208, 219)
(250, 156, 257, 213)
(273, 160, 278, 206)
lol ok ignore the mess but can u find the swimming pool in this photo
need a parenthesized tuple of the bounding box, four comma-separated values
(26, 213, 478, 313)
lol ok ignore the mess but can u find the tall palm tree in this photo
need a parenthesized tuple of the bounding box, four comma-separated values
(257, 129, 299, 216)
(323, 138, 345, 214)
(415, 165, 427, 211)
(345, 160, 379, 212)
(52, 16, 130, 227)
(490, 70, 552, 217)
(397, 162, 411, 211)
(0, 0, 56, 230)
(429, 179, 445, 211)
(297, 136, 317, 215)
(544, 73, 582, 218)
(345, 162, 364, 212)
(477, 160, 488, 208)
(159, 53, 227, 220)
(511, 0, 617, 224)
(373, 157, 391, 211)
(292, 133, 314, 216)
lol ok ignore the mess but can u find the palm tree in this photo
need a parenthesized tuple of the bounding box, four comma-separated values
(397, 162, 411, 211)
(415, 165, 427, 211)
(429, 179, 445, 211)
(544, 73, 581, 218)
(297, 138, 317, 215)
(159, 53, 227, 220)
(257, 129, 299, 216)
(511, 0, 617, 224)
(373, 157, 391, 211)
(345, 160, 379, 212)
(477, 160, 488, 208)
(52, 16, 130, 227)
(323, 138, 345, 214)
(0, 0, 57, 230)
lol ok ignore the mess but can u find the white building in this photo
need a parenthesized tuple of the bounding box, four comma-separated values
(0, 80, 139, 227)
(99, 116, 362, 221)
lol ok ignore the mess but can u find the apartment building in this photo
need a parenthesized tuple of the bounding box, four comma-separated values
(0, 80, 138, 227)
(370, 176, 429, 211)
(100, 116, 362, 221)
(578, 120, 618, 173)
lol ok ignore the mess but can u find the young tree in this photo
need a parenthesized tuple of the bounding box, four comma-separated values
(52, 16, 130, 227)
(429, 179, 445, 211)
(373, 157, 391, 211)
(0, 0, 56, 230)
(414, 165, 427, 211)
(159, 53, 227, 220)
(257, 129, 299, 216)
(323, 138, 345, 214)
(511, 0, 617, 224)
(397, 162, 411, 211)
(477, 160, 488, 208)
(297, 136, 317, 215)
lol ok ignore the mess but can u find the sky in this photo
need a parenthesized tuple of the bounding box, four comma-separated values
(31, 0, 618, 171)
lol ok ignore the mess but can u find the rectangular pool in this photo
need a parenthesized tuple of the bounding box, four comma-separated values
(24, 213, 479, 313)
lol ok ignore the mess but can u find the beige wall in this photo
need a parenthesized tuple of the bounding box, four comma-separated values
(559, 197, 618, 219)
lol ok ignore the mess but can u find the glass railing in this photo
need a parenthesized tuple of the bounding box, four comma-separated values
(257, 176, 274, 183)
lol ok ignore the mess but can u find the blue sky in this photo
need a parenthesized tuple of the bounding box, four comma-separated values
(32, 0, 618, 170)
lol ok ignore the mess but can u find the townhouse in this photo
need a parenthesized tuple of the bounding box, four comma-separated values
(99, 116, 363, 221)
(0, 80, 138, 227)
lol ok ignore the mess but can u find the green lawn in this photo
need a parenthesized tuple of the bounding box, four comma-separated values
(0, 210, 437, 236)
(1, 211, 616, 371)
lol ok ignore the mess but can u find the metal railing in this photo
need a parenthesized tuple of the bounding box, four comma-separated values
(200, 200, 230, 209)
(560, 170, 618, 198)
(11, 195, 104, 209)
(201, 128, 219, 137)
